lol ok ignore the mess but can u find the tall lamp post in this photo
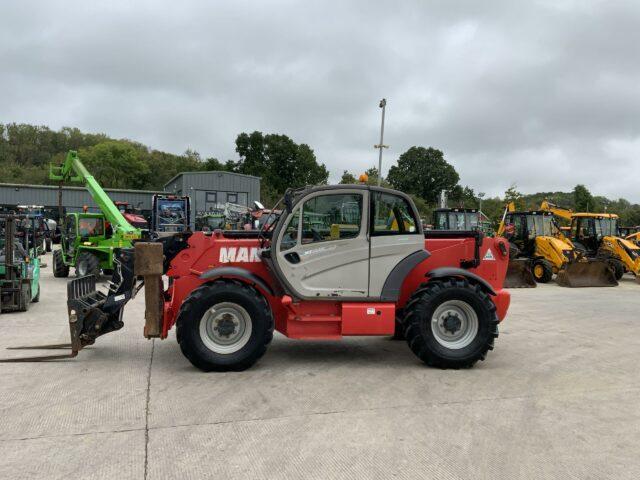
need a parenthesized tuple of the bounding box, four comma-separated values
(374, 98, 388, 186)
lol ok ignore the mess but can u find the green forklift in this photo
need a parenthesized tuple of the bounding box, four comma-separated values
(0, 214, 41, 312)
(51, 151, 142, 278)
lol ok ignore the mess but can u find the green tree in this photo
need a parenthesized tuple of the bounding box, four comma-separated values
(203, 157, 224, 171)
(573, 184, 595, 212)
(504, 185, 526, 211)
(339, 170, 357, 184)
(449, 185, 477, 208)
(387, 147, 459, 203)
(78, 141, 151, 189)
(234, 131, 329, 200)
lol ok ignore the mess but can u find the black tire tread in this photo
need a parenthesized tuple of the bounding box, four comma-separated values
(176, 280, 274, 372)
(403, 278, 499, 369)
(75, 251, 100, 278)
(533, 259, 554, 283)
(52, 249, 69, 278)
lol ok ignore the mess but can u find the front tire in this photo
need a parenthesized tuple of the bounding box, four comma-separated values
(606, 258, 625, 280)
(176, 280, 274, 372)
(532, 259, 553, 283)
(52, 249, 69, 278)
(403, 278, 499, 368)
(76, 251, 100, 278)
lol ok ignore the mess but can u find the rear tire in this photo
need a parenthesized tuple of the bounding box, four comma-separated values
(76, 251, 100, 278)
(532, 259, 553, 283)
(176, 280, 274, 372)
(52, 249, 69, 278)
(403, 278, 499, 369)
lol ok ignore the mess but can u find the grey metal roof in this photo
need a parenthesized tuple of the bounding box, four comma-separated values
(163, 170, 261, 189)
(0, 182, 163, 195)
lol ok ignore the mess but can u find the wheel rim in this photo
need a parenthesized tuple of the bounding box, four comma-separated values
(199, 302, 252, 354)
(534, 264, 544, 279)
(431, 300, 479, 349)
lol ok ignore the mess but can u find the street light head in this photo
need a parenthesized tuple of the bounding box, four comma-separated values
(379, 98, 386, 108)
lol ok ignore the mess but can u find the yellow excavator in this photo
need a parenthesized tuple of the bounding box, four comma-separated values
(620, 226, 640, 247)
(497, 202, 617, 287)
(540, 200, 640, 284)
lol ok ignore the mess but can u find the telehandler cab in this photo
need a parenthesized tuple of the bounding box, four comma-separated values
(3, 185, 511, 370)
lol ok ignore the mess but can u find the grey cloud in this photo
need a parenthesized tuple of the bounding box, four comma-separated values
(1, 0, 639, 201)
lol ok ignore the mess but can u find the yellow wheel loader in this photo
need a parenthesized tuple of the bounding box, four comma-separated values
(540, 201, 640, 284)
(498, 203, 617, 288)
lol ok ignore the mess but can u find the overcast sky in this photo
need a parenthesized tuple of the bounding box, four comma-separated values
(1, 0, 639, 201)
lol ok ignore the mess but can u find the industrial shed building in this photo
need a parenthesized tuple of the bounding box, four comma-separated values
(0, 170, 261, 228)
(0, 182, 164, 219)
(164, 171, 261, 227)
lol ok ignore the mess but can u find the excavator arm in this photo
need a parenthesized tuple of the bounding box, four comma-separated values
(539, 200, 573, 221)
(50, 151, 139, 239)
(496, 202, 516, 237)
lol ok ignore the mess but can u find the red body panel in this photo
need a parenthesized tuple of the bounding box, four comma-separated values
(159, 232, 510, 339)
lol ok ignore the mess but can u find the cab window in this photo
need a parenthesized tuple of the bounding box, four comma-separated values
(372, 192, 418, 235)
(279, 210, 300, 252)
(435, 212, 447, 229)
(78, 218, 104, 237)
(300, 194, 362, 244)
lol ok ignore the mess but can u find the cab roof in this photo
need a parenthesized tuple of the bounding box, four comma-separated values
(572, 213, 618, 219)
(507, 210, 553, 216)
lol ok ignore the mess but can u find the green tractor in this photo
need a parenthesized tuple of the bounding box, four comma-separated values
(51, 151, 142, 278)
(0, 214, 41, 312)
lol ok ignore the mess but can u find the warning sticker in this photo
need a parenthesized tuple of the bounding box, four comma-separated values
(483, 249, 495, 261)
(367, 307, 376, 315)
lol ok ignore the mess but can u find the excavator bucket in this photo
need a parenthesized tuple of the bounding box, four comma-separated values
(504, 259, 537, 288)
(555, 261, 618, 287)
(0, 249, 136, 362)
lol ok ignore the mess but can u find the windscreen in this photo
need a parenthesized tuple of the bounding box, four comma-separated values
(78, 217, 104, 237)
(445, 211, 479, 230)
(526, 215, 553, 237)
(156, 199, 188, 232)
(595, 217, 618, 237)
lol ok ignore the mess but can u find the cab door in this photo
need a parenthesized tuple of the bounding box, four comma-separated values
(368, 191, 425, 297)
(275, 190, 370, 298)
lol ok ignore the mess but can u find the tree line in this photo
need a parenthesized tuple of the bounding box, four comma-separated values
(1, 122, 639, 226)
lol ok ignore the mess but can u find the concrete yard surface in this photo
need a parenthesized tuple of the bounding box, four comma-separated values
(1, 251, 639, 480)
